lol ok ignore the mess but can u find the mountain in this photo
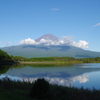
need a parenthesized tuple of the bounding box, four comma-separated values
(1, 34, 100, 58)
(35, 34, 59, 42)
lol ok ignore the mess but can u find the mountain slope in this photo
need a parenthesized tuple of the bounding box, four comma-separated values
(1, 45, 100, 58)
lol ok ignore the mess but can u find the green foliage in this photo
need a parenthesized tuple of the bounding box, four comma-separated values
(0, 77, 34, 100)
(21, 57, 76, 63)
(16, 56, 100, 64)
(29, 57, 55, 62)
(0, 77, 32, 91)
(30, 78, 50, 99)
(0, 65, 9, 74)
(0, 49, 11, 61)
(10, 56, 28, 61)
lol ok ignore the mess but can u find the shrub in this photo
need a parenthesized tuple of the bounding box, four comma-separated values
(30, 78, 50, 99)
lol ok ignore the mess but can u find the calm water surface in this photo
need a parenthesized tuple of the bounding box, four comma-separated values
(1, 63, 100, 90)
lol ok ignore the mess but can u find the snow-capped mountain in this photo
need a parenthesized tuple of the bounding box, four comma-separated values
(35, 34, 59, 42)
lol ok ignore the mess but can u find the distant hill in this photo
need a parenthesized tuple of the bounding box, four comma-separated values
(1, 34, 100, 58)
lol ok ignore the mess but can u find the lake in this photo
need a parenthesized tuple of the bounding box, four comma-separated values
(0, 63, 100, 90)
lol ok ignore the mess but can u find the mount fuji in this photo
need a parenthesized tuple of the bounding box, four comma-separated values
(1, 34, 100, 58)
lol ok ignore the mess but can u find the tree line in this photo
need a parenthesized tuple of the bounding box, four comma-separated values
(1, 49, 100, 63)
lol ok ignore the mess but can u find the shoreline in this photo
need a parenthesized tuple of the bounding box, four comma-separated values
(1, 61, 100, 65)
(19, 61, 55, 64)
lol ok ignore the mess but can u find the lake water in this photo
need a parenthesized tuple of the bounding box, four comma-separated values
(1, 63, 100, 90)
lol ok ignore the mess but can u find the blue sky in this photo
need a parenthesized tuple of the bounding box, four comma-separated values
(0, 0, 100, 51)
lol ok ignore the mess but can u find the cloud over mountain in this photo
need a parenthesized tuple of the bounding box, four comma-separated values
(20, 38, 36, 45)
(19, 35, 89, 49)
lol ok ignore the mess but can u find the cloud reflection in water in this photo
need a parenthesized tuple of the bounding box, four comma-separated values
(19, 74, 89, 86)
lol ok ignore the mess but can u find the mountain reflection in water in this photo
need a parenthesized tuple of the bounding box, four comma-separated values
(0, 63, 100, 89)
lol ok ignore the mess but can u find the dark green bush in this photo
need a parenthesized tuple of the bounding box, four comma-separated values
(30, 78, 50, 99)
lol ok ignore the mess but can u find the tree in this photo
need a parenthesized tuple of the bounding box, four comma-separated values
(30, 78, 50, 99)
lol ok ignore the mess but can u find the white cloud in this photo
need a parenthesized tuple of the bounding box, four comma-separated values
(72, 40, 89, 49)
(51, 8, 59, 11)
(93, 23, 100, 27)
(70, 74, 89, 83)
(61, 36, 89, 49)
(19, 38, 36, 45)
(0, 41, 2, 43)
(19, 36, 89, 49)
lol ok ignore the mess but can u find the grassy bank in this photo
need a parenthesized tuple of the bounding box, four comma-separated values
(0, 77, 100, 100)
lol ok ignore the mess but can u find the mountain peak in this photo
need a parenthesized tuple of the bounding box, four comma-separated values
(35, 34, 59, 42)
